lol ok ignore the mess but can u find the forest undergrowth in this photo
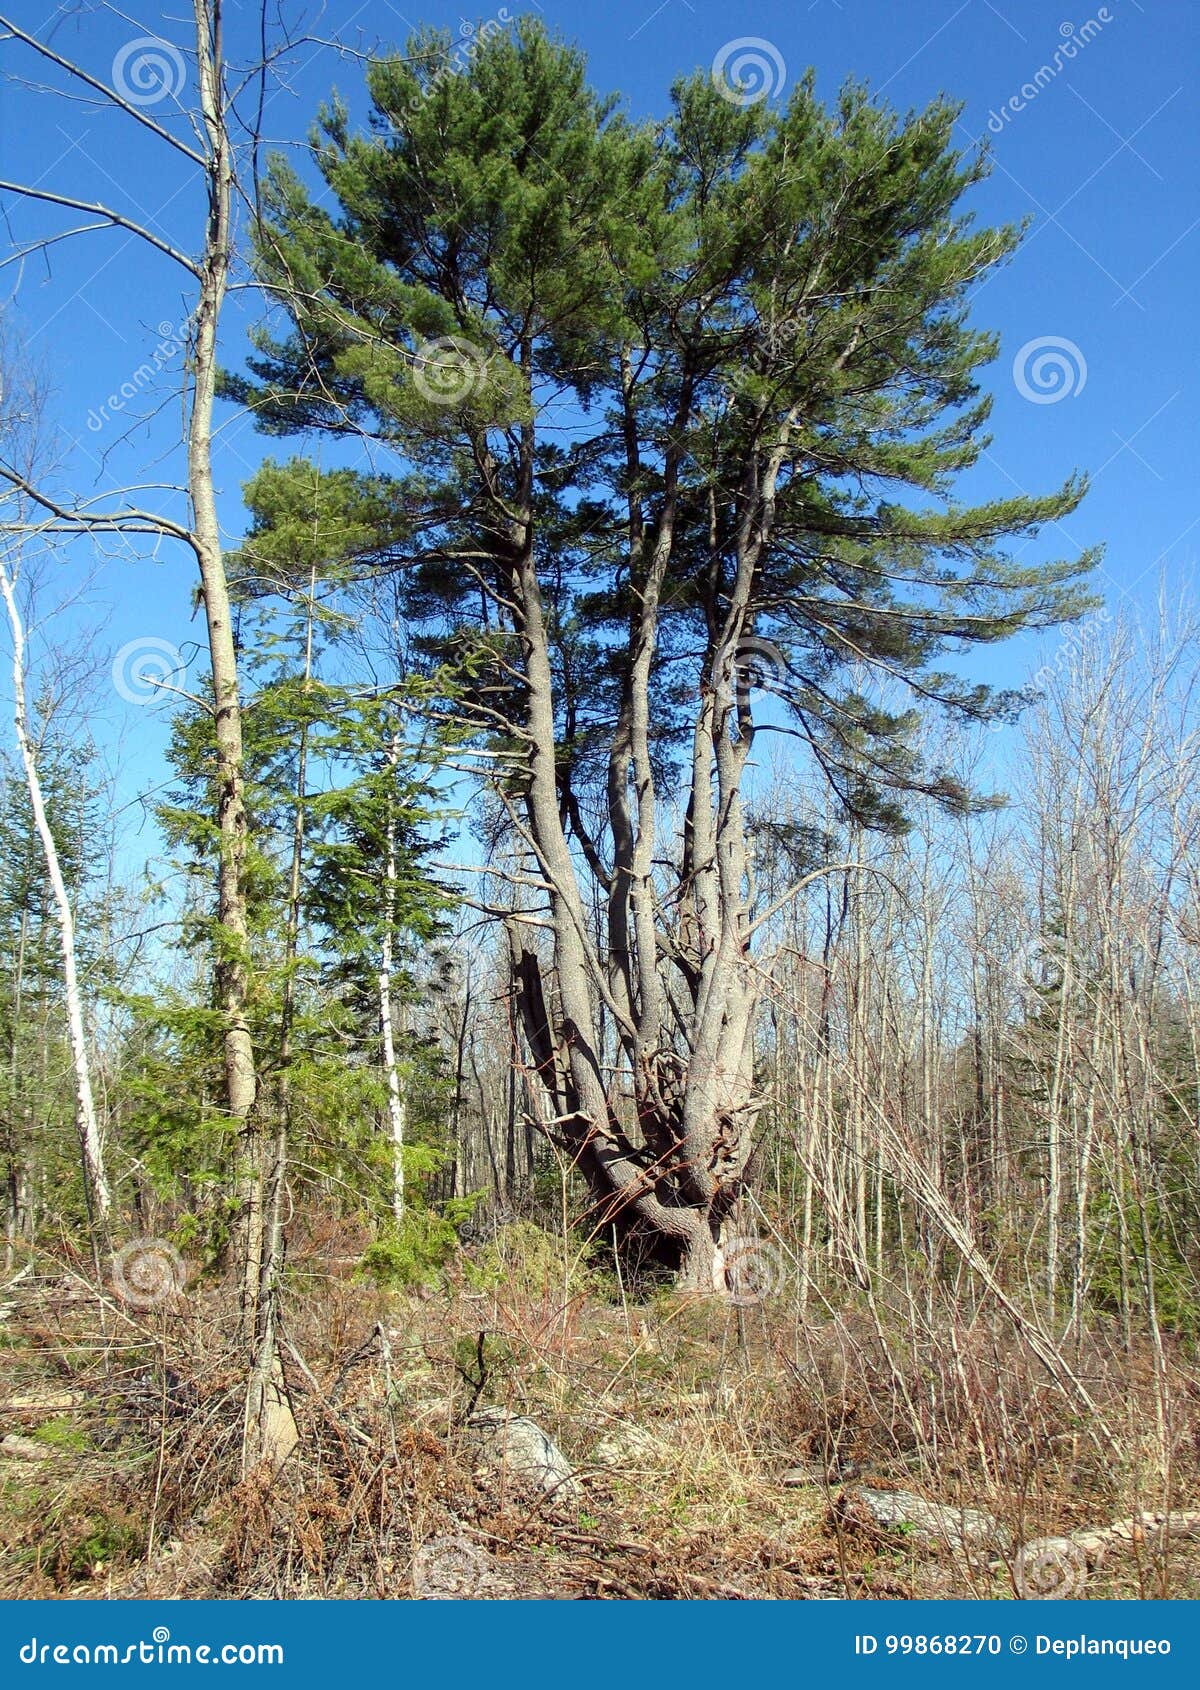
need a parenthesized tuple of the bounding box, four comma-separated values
(3, 1218, 1197, 1603)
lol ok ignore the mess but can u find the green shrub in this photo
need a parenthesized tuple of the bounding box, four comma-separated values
(32, 1416, 88, 1453)
(358, 1206, 462, 1288)
(471, 1218, 605, 1297)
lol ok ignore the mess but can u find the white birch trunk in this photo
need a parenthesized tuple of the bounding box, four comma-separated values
(380, 733, 406, 1224)
(0, 557, 110, 1231)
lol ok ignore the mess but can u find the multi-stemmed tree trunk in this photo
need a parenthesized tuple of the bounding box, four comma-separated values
(233, 20, 1096, 1288)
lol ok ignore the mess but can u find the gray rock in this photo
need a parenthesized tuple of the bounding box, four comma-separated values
(466, 1408, 580, 1507)
(0, 1433, 53, 1461)
(594, 1423, 661, 1468)
(856, 1487, 1009, 1553)
(781, 1463, 825, 1487)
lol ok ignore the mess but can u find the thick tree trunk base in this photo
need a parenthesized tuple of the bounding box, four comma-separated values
(243, 1339, 299, 1473)
(675, 1224, 727, 1296)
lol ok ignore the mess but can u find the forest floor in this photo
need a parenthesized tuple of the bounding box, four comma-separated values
(2, 1223, 1198, 1601)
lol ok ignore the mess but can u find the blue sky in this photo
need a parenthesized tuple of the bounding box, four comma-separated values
(0, 0, 1196, 866)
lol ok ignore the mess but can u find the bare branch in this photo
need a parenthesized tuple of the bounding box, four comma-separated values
(0, 460, 196, 550)
(0, 13, 208, 166)
(0, 181, 202, 277)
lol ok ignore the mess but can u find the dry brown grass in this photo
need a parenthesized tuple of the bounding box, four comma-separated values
(2, 1226, 1198, 1602)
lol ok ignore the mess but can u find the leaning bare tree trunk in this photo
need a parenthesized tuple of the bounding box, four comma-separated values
(243, 565, 314, 1471)
(188, 0, 260, 1321)
(0, 0, 286, 1464)
(0, 4, 260, 1303)
(0, 554, 111, 1250)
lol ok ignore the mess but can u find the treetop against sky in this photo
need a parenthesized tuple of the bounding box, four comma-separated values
(0, 0, 1194, 860)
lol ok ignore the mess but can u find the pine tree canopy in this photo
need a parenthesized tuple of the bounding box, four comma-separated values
(228, 14, 1099, 830)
